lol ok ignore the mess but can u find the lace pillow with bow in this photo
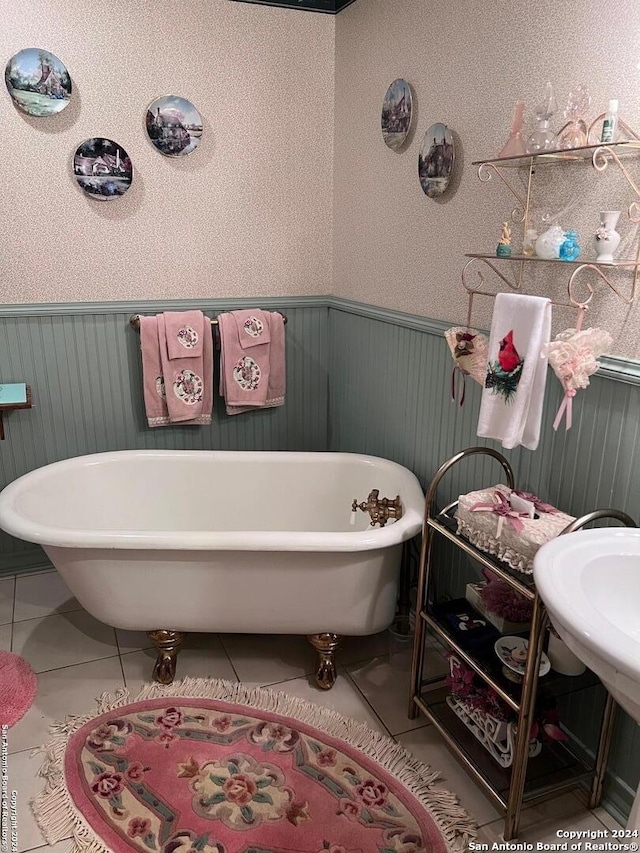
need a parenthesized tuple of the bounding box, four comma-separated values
(542, 326, 613, 430)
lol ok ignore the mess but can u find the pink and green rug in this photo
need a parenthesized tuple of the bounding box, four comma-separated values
(32, 678, 475, 853)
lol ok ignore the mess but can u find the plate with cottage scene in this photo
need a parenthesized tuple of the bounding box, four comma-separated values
(381, 78, 412, 150)
(73, 138, 133, 201)
(495, 636, 551, 678)
(146, 95, 203, 157)
(5, 48, 72, 116)
(418, 122, 455, 198)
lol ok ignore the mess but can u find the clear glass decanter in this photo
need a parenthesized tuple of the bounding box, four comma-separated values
(527, 82, 557, 153)
(557, 84, 591, 150)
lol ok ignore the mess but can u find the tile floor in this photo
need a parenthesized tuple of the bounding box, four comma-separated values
(0, 569, 623, 851)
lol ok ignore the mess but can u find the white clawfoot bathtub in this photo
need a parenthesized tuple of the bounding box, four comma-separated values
(0, 450, 424, 687)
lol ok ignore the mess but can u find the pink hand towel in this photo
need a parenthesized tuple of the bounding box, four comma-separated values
(158, 312, 213, 424)
(219, 311, 286, 416)
(218, 312, 271, 409)
(232, 309, 271, 349)
(163, 310, 204, 359)
(139, 316, 170, 427)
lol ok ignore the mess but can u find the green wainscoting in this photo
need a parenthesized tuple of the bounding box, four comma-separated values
(0, 297, 329, 573)
(327, 297, 640, 825)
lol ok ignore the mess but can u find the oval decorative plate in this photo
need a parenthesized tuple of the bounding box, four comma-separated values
(495, 636, 551, 677)
(5, 48, 72, 116)
(73, 138, 133, 201)
(146, 95, 203, 157)
(418, 122, 455, 198)
(381, 78, 412, 150)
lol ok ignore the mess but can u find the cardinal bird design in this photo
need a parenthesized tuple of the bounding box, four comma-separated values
(485, 329, 524, 402)
(498, 331, 521, 373)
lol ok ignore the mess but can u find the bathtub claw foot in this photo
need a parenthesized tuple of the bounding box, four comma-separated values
(148, 630, 186, 684)
(307, 633, 341, 690)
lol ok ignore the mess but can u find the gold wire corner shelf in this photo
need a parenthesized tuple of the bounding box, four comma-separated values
(466, 121, 640, 311)
(408, 447, 635, 841)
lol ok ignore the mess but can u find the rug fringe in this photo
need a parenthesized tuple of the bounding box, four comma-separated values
(31, 676, 476, 853)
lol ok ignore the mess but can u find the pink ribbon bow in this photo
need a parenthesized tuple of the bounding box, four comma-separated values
(512, 489, 558, 514)
(470, 491, 529, 538)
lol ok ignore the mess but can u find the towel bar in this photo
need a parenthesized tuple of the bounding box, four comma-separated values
(129, 311, 287, 330)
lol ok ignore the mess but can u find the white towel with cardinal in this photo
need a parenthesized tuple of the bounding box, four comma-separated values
(477, 293, 552, 451)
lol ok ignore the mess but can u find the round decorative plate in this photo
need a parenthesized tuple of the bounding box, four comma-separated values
(146, 95, 203, 157)
(5, 48, 72, 116)
(418, 122, 455, 198)
(381, 78, 412, 150)
(73, 138, 133, 201)
(494, 636, 551, 677)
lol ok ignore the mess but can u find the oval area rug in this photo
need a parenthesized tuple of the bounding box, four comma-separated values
(32, 677, 475, 853)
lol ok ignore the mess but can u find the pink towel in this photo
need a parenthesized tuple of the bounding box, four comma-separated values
(163, 310, 204, 359)
(139, 316, 170, 427)
(158, 313, 213, 424)
(233, 309, 271, 349)
(219, 311, 285, 416)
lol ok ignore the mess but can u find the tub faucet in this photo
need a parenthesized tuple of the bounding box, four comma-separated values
(351, 489, 403, 527)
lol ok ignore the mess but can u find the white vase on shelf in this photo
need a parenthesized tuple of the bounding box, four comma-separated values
(593, 210, 621, 262)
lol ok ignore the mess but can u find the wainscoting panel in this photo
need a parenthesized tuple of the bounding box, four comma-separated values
(0, 298, 329, 573)
(327, 299, 640, 823)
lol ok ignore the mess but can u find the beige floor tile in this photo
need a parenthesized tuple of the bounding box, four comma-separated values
(14, 572, 80, 623)
(6, 749, 58, 852)
(115, 628, 156, 654)
(220, 633, 315, 685)
(0, 622, 12, 651)
(348, 648, 446, 736)
(121, 633, 238, 695)
(23, 841, 73, 853)
(397, 726, 500, 828)
(12, 611, 118, 673)
(260, 667, 389, 735)
(0, 576, 15, 625)
(478, 795, 612, 842)
(593, 804, 625, 830)
(340, 631, 392, 665)
(8, 656, 125, 755)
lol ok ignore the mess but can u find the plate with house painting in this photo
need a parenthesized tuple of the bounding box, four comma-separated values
(418, 122, 455, 198)
(381, 78, 412, 150)
(73, 138, 133, 201)
(146, 95, 203, 157)
(4, 48, 72, 117)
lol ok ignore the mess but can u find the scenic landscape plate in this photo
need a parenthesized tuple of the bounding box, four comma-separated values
(495, 636, 551, 677)
(418, 122, 455, 198)
(381, 78, 412, 150)
(146, 95, 203, 157)
(5, 48, 72, 117)
(73, 138, 133, 201)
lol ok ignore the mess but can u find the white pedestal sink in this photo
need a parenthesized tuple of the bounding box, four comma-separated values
(534, 528, 640, 829)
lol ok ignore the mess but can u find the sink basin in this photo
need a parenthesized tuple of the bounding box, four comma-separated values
(533, 528, 640, 828)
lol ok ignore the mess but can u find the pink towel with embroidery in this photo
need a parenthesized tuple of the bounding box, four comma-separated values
(139, 316, 170, 427)
(163, 310, 204, 359)
(157, 313, 213, 424)
(233, 309, 271, 350)
(218, 311, 285, 415)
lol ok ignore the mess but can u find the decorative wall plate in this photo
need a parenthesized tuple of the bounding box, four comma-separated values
(73, 138, 133, 201)
(418, 122, 455, 198)
(5, 48, 72, 117)
(381, 78, 412, 150)
(146, 95, 203, 157)
(494, 636, 550, 678)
